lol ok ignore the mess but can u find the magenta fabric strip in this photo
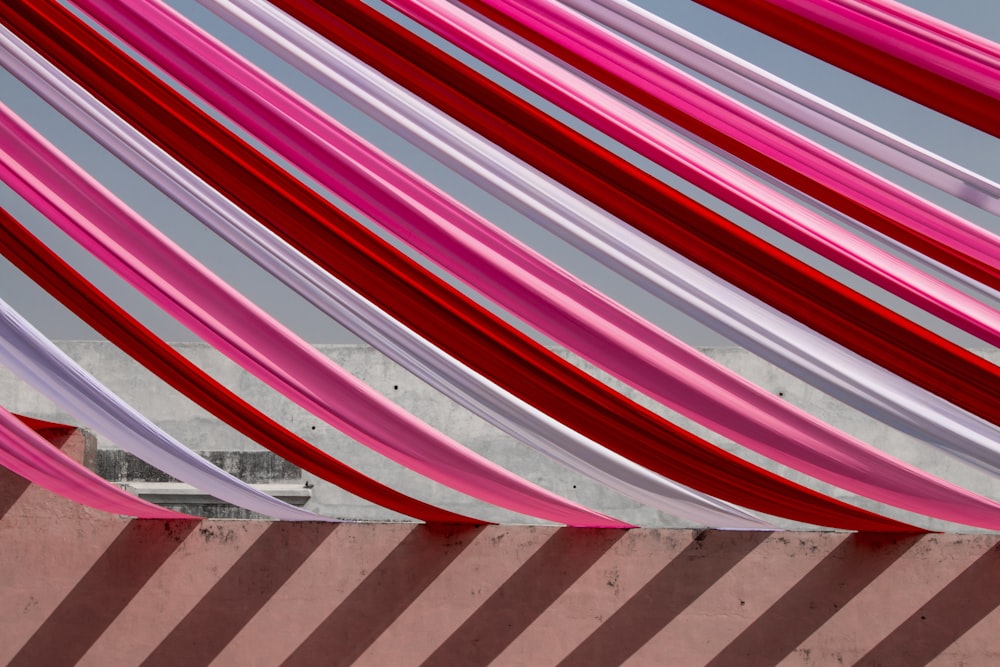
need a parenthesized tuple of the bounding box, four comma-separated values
(846, 0, 1000, 65)
(561, 0, 1000, 220)
(63, 0, 1000, 528)
(0, 104, 625, 528)
(0, 406, 186, 519)
(768, 0, 1000, 99)
(387, 0, 1000, 349)
(485, 0, 1000, 288)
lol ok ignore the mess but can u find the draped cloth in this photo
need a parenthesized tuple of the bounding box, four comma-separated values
(0, 297, 327, 521)
(837, 0, 1000, 65)
(251, 0, 1000, 479)
(0, 105, 623, 528)
(0, 208, 476, 526)
(0, 0, 919, 531)
(0, 30, 766, 529)
(462, 0, 1000, 293)
(59, 0, 1000, 529)
(0, 407, 186, 518)
(381, 0, 1000, 432)
(399, 0, 1000, 350)
(766, 0, 1000, 96)
(560, 0, 1000, 216)
(692, 0, 1000, 137)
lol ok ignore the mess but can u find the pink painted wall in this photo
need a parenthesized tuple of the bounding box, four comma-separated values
(1, 429, 998, 666)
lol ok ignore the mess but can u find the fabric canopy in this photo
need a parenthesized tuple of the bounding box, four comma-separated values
(69, 0, 1000, 528)
(385, 0, 1000, 430)
(462, 0, 1000, 293)
(693, 0, 1000, 137)
(255, 0, 1000, 480)
(0, 29, 766, 529)
(0, 206, 477, 525)
(0, 0, 910, 530)
(0, 0, 996, 530)
(0, 102, 622, 528)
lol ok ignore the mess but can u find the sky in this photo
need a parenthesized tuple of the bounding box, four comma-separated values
(1, 0, 999, 351)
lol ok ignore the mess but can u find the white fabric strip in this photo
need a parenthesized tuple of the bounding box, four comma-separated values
(565, 0, 1000, 215)
(550, 0, 1000, 306)
(484, 0, 1000, 308)
(203, 0, 1000, 476)
(0, 24, 769, 528)
(0, 298, 331, 521)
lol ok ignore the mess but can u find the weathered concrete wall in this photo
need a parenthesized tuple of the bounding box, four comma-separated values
(2, 342, 999, 530)
(2, 440, 999, 667)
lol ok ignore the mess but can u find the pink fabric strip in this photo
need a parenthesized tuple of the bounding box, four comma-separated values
(767, 0, 1000, 99)
(0, 104, 624, 528)
(66, 0, 1000, 528)
(488, 0, 1000, 287)
(565, 0, 1000, 218)
(388, 0, 1000, 349)
(847, 0, 1000, 64)
(0, 406, 186, 518)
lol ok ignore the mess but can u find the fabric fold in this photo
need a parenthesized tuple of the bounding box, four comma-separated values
(0, 33, 766, 529)
(0, 103, 625, 529)
(766, 0, 1000, 97)
(841, 0, 1000, 65)
(1, 0, 916, 530)
(60, 0, 1000, 529)
(201, 0, 1000, 480)
(692, 0, 1000, 137)
(0, 406, 187, 519)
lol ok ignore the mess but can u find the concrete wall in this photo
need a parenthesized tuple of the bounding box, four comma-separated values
(1, 432, 999, 666)
(2, 342, 1000, 530)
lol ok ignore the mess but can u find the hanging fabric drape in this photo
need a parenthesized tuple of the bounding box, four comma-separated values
(0, 106, 623, 529)
(459, 0, 1000, 295)
(394, 0, 1000, 350)
(0, 297, 329, 521)
(206, 0, 1000, 486)
(59, 0, 1000, 529)
(379, 0, 1000, 431)
(255, 0, 1000, 478)
(0, 407, 187, 519)
(764, 0, 1000, 96)
(692, 0, 1000, 137)
(839, 0, 1000, 65)
(0, 0, 918, 531)
(0, 208, 477, 525)
(0, 32, 765, 529)
(559, 0, 1000, 217)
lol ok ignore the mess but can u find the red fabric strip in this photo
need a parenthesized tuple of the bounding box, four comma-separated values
(0, 208, 477, 524)
(0, 0, 914, 530)
(15, 414, 75, 433)
(280, 0, 1000, 433)
(455, 0, 1000, 293)
(692, 0, 1000, 138)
